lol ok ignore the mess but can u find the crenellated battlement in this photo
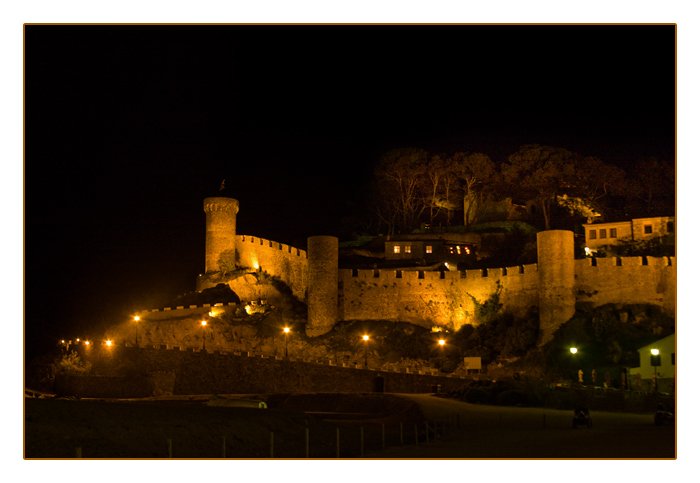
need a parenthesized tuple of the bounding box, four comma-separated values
(199, 197, 676, 340)
(238, 235, 307, 259)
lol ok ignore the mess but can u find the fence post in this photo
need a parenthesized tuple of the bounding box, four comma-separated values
(360, 426, 364, 457)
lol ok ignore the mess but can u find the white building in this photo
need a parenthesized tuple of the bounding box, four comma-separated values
(582, 216, 674, 254)
(628, 333, 675, 391)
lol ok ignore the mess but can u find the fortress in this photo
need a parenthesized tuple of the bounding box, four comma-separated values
(196, 197, 676, 344)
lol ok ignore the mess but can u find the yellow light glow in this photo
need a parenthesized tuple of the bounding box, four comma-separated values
(363, 335, 369, 341)
(134, 316, 140, 321)
(284, 327, 290, 333)
(651, 348, 659, 355)
(76, 338, 80, 342)
(201, 320, 207, 326)
(251, 255, 259, 270)
(438, 339, 445, 346)
(570, 347, 578, 354)
(61, 340, 65, 344)
(85, 341, 90, 346)
(106, 340, 112, 346)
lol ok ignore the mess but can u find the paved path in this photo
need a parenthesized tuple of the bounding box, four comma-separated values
(365, 394, 676, 458)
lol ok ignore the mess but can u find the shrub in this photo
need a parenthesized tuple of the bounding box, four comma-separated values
(58, 350, 92, 376)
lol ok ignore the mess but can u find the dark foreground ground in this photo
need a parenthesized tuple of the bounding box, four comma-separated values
(24, 393, 675, 459)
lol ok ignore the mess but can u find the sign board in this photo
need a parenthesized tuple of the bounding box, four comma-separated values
(463, 357, 482, 370)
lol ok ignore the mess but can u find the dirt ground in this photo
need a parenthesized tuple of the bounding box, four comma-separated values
(23, 393, 423, 459)
(24, 392, 675, 459)
(366, 394, 677, 459)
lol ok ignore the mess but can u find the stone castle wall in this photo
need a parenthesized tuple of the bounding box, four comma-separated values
(197, 197, 676, 339)
(574, 256, 676, 312)
(338, 265, 540, 331)
(234, 235, 309, 300)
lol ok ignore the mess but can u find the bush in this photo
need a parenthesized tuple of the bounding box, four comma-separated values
(58, 350, 92, 376)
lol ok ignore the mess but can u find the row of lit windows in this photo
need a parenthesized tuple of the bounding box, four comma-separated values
(589, 228, 618, 240)
(394, 245, 429, 254)
(393, 245, 470, 255)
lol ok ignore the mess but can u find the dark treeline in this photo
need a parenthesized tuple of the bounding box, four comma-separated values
(341, 144, 675, 238)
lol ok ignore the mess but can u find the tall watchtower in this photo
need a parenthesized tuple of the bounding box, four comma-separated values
(306, 235, 338, 337)
(203, 197, 239, 274)
(537, 230, 576, 345)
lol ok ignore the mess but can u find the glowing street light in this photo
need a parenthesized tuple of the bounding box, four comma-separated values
(363, 335, 369, 367)
(201, 320, 207, 350)
(134, 316, 140, 347)
(283, 327, 290, 357)
(438, 339, 446, 372)
(106, 340, 112, 347)
(651, 348, 660, 391)
(570, 347, 578, 354)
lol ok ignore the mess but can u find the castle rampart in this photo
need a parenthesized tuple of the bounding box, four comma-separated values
(195, 198, 675, 341)
(337, 263, 540, 331)
(235, 234, 309, 300)
(574, 256, 676, 313)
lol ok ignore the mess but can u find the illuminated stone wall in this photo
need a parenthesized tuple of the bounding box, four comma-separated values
(574, 256, 676, 314)
(197, 199, 676, 341)
(537, 230, 576, 345)
(235, 235, 309, 301)
(338, 265, 540, 331)
(306, 236, 339, 337)
(203, 197, 239, 274)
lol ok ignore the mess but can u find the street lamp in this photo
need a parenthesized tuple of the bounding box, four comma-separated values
(134, 316, 140, 347)
(201, 320, 207, 350)
(283, 327, 290, 357)
(651, 348, 660, 391)
(363, 335, 369, 367)
(438, 339, 446, 372)
(570, 347, 578, 354)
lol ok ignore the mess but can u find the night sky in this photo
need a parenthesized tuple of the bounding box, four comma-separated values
(24, 25, 675, 360)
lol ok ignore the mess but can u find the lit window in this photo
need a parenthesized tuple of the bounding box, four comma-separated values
(394, 245, 400, 254)
(405, 245, 411, 254)
(425, 246, 432, 254)
(589, 230, 597, 240)
(644, 225, 652, 234)
(465, 247, 470, 254)
(610, 228, 617, 238)
(600, 229, 607, 239)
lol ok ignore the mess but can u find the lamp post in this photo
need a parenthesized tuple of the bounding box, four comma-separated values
(134, 316, 140, 347)
(363, 335, 369, 367)
(201, 320, 207, 350)
(651, 348, 660, 391)
(438, 339, 445, 372)
(283, 327, 290, 357)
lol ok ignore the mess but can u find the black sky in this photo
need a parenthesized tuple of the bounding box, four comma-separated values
(24, 25, 675, 359)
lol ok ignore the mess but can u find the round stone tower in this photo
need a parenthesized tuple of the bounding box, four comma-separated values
(537, 230, 576, 345)
(306, 235, 339, 337)
(203, 197, 239, 274)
